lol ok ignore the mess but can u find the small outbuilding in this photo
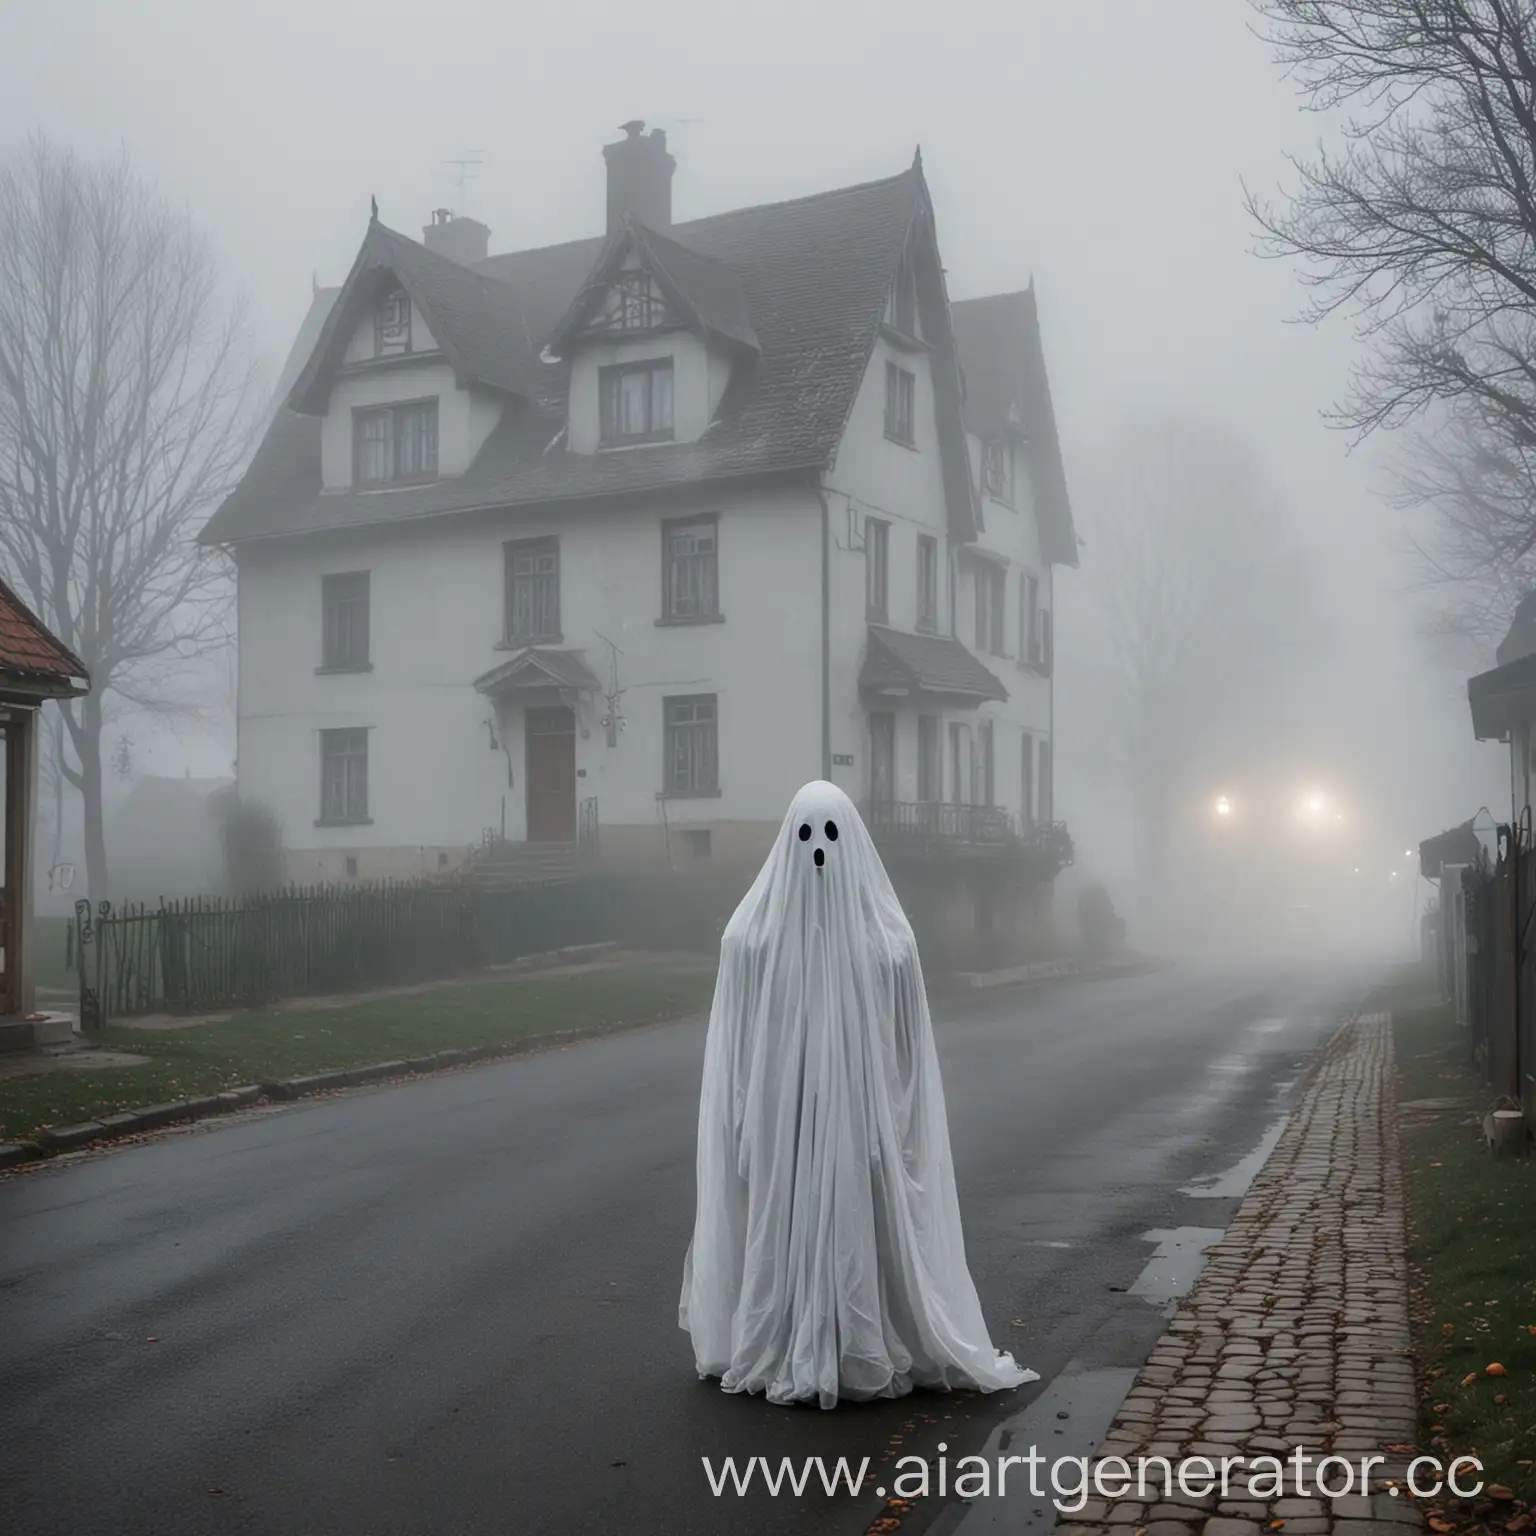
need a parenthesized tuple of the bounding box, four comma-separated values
(0, 577, 89, 1035)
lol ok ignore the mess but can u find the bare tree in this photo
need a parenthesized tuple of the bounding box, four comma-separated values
(0, 135, 258, 899)
(1065, 414, 1325, 931)
(1246, 0, 1536, 638)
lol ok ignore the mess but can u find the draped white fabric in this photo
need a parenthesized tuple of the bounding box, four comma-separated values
(679, 781, 1036, 1410)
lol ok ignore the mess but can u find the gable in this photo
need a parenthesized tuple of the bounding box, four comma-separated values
(583, 264, 677, 339)
(951, 288, 1078, 567)
(547, 220, 759, 359)
(287, 220, 545, 417)
(339, 285, 441, 366)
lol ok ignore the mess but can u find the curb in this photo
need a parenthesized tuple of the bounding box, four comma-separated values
(0, 1010, 700, 1174)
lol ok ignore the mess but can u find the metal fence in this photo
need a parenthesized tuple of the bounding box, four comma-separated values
(74, 876, 618, 1030)
(862, 800, 1076, 871)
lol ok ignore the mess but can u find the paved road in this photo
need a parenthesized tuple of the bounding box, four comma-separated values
(0, 959, 1379, 1536)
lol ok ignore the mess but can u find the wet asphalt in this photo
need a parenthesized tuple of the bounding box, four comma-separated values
(0, 958, 1382, 1536)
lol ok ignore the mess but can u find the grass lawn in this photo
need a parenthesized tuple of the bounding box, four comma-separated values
(0, 964, 715, 1145)
(1395, 995, 1536, 1511)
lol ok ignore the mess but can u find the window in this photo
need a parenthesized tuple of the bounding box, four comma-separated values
(892, 252, 917, 336)
(865, 518, 890, 622)
(664, 695, 718, 796)
(1039, 739, 1054, 822)
(663, 516, 720, 622)
(375, 288, 411, 357)
(982, 439, 1013, 505)
(949, 722, 966, 805)
(917, 715, 940, 802)
(683, 828, 712, 859)
(319, 728, 369, 825)
(884, 363, 916, 444)
(975, 564, 1005, 656)
(1040, 607, 1054, 675)
(504, 538, 560, 643)
(1021, 731, 1036, 827)
(1021, 573, 1041, 665)
(321, 571, 370, 671)
(917, 535, 938, 632)
(600, 360, 674, 444)
(353, 400, 438, 486)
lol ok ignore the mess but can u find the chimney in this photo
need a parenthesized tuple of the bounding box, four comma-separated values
(422, 208, 490, 266)
(602, 120, 675, 233)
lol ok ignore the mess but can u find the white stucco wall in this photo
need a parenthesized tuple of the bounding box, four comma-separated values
(820, 341, 1058, 826)
(234, 484, 823, 859)
(565, 332, 718, 452)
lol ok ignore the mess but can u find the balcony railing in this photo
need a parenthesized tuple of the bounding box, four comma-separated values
(862, 800, 1075, 871)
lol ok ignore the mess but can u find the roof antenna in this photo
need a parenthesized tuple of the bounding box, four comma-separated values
(442, 153, 484, 214)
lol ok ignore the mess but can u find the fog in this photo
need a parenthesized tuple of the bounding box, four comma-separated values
(1, 0, 1511, 962)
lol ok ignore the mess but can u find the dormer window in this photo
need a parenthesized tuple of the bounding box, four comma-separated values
(375, 288, 411, 357)
(354, 399, 438, 486)
(600, 359, 674, 446)
(982, 439, 1013, 505)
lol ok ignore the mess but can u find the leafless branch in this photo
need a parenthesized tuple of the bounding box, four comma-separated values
(0, 134, 260, 894)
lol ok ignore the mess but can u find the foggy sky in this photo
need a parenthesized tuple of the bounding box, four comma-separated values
(2, 0, 1509, 846)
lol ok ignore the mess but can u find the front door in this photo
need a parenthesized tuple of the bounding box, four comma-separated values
(525, 706, 576, 843)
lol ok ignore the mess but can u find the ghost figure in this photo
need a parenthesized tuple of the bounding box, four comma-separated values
(679, 780, 1035, 1409)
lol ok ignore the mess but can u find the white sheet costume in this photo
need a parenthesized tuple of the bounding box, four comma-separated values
(679, 781, 1035, 1409)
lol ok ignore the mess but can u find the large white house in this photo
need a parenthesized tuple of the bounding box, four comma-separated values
(203, 125, 1079, 891)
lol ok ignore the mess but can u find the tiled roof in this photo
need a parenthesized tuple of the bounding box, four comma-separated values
(0, 576, 89, 694)
(860, 624, 1007, 704)
(548, 220, 760, 357)
(202, 170, 923, 545)
(473, 648, 603, 696)
(951, 289, 1078, 567)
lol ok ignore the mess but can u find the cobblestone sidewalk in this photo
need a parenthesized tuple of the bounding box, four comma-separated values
(1056, 1011, 1424, 1536)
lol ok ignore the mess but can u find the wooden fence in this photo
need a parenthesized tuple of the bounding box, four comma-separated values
(74, 876, 618, 1030)
(1457, 829, 1536, 1124)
